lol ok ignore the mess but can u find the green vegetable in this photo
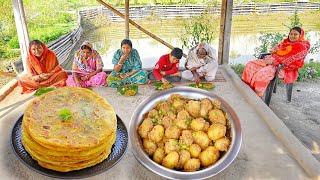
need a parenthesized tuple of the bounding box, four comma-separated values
(34, 87, 56, 96)
(181, 144, 188, 150)
(151, 118, 158, 123)
(59, 109, 72, 121)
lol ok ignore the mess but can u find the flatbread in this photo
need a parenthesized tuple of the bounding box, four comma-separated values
(23, 87, 116, 151)
(21, 87, 117, 172)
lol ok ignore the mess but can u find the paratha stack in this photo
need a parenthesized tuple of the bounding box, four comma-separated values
(21, 87, 117, 172)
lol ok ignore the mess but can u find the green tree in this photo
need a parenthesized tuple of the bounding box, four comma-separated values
(254, 9, 302, 56)
(180, 13, 219, 49)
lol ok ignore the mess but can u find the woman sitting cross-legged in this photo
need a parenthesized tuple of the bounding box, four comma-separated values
(107, 39, 148, 88)
(242, 27, 310, 97)
(181, 42, 219, 84)
(18, 40, 68, 94)
(66, 41, 107, 87)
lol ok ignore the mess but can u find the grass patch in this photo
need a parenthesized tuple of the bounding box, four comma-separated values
(8, 25, 76, 49)
(230, 64, 245, 78)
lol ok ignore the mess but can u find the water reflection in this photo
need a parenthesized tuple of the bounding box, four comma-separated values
(84, 25, 320, 70)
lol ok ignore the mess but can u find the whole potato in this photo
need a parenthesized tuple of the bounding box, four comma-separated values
(190, 117, 209, 132)
(138, 118, 154, 139)
(198, 146, 220, 167)
(148, 125, 165, 143)
(176, 110, 190, 130)
(161, 116, 173, 129)
(184, 158, 201, 172)
(214, 137, 231, 151)
(193, 131, 211, 150)
(165, 126, 181, 139)
(188, 144, 201, 158)
(200, 98, 213, 117)
(143, 139, 157, 156)
(207, 124, 226, 141)
(211, 99, 221, 109)
(153, 147, 165, 164)
(172, 99, 186, 111)
(185, 100, 201, 117)
(176, 150, 191, 169)
(208, 109, 226, 125)
(179, 130, 193, 147)
(162, 151, 179, 169)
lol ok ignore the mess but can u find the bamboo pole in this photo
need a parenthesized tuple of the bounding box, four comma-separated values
(96, 0, 187, 58)
(125, 0, 129, 39)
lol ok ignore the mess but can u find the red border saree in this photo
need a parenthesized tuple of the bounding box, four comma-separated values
(242, 28, 310, 97)
(18, 43, 67, 94)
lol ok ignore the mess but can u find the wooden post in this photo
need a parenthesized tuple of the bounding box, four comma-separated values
(12, 0, 30, 70)
(125, 0, 129, 39)
(218, 0, 233, 65)
(96, 0, 187, 57)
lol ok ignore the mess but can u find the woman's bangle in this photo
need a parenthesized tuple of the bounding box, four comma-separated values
(118, 63, 123, 66)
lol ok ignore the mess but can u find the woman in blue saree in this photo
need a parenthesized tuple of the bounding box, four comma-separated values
(107, 39, 148, 88)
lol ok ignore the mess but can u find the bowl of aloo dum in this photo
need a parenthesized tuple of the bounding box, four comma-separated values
(129, 86, 242, 179)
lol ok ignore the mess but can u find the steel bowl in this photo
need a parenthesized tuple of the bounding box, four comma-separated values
(129, 86, 242, 180)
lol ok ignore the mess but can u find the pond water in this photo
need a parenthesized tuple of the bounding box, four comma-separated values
(84, 23, 320, 70)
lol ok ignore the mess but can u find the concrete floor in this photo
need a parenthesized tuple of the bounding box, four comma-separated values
(0, 66, 319, 180)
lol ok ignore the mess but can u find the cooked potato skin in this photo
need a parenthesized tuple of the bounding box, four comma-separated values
(138, 118, 154, 139)
(208, 109, 226, 125)
(198, 146, 220, 167)
(162, 151, 179, 169)
(186, 100, 201, 118)
(200, 98, 213, 117)
(143, 139, 157, 156)
(148, 125, 165, 143)
(214, 137, 231, 151)
(184, 158, 201, 172)
(207, 124, 227, 141)
(176, 150, 191, 169)
(165, 126, 181, 139)
(192, 131, 211, 150)
(153, 148, 165, 164)
(188, 144, 201, 158)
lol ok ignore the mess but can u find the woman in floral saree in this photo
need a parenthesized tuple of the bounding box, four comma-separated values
(242, 27, 310, 97)
(107, 39, 148, 88)
(66, 41, 107, 87)
(18, 40, 67, 94)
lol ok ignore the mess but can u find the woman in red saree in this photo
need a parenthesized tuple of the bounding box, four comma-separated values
(18, 40, 68, 94)
(242, 27, 310, 97)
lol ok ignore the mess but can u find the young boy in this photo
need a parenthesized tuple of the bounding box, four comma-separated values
(149, 48, 183, 84)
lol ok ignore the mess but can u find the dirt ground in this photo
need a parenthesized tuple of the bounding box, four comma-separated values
(267, 80, 320, 162)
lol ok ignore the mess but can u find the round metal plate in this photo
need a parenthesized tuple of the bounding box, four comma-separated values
(129, 86, 242, 180)
(11, 115, 128, 179)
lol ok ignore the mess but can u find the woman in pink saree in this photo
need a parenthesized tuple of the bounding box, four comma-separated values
(242, 27, 310, 97)
(66, 41, 107, 87)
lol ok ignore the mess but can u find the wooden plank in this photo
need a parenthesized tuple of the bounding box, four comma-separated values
(125, 0, 130, 39)
(218, 0, 233, 65)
